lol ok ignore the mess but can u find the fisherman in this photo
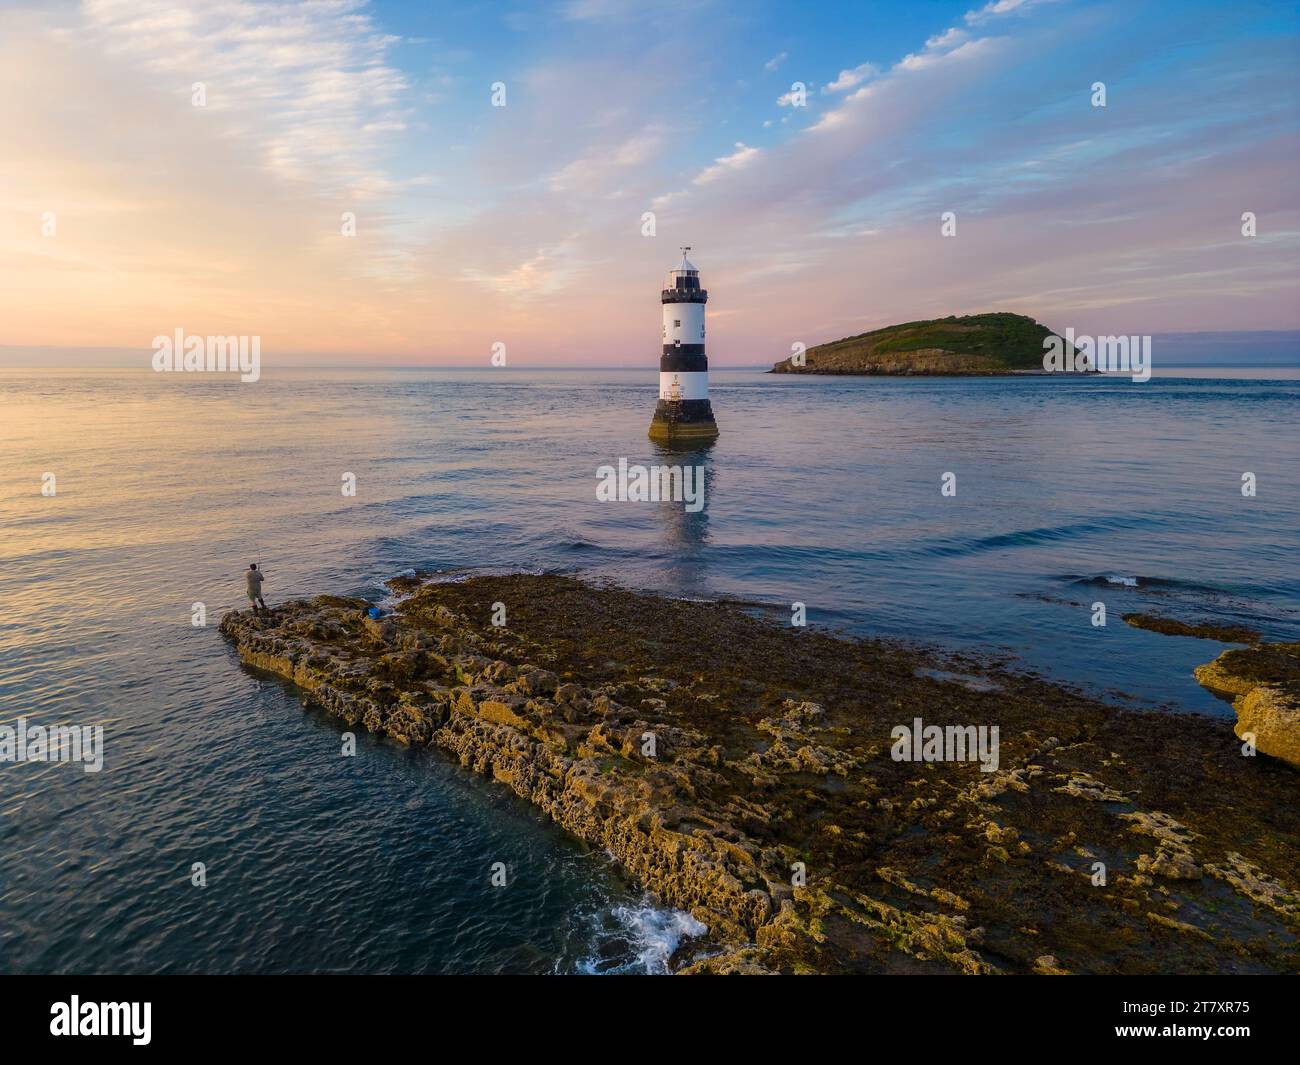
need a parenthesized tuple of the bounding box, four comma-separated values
(245, 563, 268, 614)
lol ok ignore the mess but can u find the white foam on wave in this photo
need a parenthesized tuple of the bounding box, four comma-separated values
(576, 898, 708, 975)
(1105, 575, 1139, 587)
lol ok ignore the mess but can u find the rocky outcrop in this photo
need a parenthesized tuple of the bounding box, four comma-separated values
(1123, 613, 1260, 644)
(220, 575, 1300, 973)
(1195, 643, 1300, 770)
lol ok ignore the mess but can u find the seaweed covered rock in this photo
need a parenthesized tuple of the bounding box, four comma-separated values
(220, 574, 1300, 974)
(1195, 642, 1300, 769)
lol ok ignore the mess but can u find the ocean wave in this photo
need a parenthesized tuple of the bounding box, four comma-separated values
(1064, 573, 1224, 594)
(910, 515, 1158, 559)
(575, 898, 708, 975)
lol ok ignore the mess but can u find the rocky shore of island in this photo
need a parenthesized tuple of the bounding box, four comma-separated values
(220, 574, 1299, 973)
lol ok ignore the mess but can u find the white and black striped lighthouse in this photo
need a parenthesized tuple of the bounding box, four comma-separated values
(649, 247, 719, 443)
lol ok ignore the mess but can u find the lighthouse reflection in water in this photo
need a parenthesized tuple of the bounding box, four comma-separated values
(650, 439, 714, 591)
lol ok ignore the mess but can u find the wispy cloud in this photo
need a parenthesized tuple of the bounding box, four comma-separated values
(461, 240, 583, 297)
(79, 0, 410, 197)
(548, 127, 667, 194)
(693, 142, 761, 184)
(964, 0, 1041, 24)
(823, 62, 878, 93)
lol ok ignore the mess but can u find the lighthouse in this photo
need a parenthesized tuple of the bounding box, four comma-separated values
(648, 247, 719, 444)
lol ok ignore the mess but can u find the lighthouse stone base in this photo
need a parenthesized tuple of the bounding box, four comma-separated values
(648, 398, 719, 444)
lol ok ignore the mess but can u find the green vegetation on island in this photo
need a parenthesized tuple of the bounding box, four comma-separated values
(770, 312, 1076, 375)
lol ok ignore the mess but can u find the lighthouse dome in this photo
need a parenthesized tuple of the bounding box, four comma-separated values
(665, 248, 702, 292)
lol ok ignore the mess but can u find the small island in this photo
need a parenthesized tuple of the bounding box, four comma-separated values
(770, 312, 1076, 375)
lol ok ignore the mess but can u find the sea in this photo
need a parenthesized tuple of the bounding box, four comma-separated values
(1, 365, 1296, 973)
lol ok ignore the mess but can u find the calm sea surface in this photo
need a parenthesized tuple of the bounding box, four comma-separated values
(1, 366, 1297, 973)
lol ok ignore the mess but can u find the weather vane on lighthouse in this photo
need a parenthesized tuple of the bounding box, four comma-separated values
(648, 247, 719, 444)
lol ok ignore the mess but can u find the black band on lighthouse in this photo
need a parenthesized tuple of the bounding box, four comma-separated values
(653, 398, 716, 424)
(660, 347, 707, 370)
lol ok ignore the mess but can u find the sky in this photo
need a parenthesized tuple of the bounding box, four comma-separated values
(1, 0, 1297, 366)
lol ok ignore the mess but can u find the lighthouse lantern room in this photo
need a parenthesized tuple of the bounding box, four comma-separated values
(648, 247, 719, 443)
